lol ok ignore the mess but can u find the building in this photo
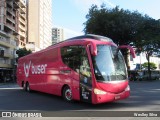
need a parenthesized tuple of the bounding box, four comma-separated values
(0, 0, 27, 48)
(129, 52, 160, 70)
(0, 0, 27, 82)
(52, 28, 64, 44)
(27, 0, 52, 52)
(17, 0, 27, 48)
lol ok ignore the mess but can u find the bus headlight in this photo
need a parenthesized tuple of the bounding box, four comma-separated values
(94, 88, 107, 95)
(125, 85, 130, 91)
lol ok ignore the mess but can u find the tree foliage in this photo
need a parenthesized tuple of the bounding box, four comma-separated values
(142, 62, 157, 70)
(16, 48, 32, 59)
(84, 5, 160, 47)
(84, 5, 146, 46)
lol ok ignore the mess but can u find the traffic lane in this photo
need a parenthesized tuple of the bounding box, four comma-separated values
(0, 81, 160, 111)
(0, 88, 127, 111)
(0, 89, 80, 111)
(129, 81, 160, 105)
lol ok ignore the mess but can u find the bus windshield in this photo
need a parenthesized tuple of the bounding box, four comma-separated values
(92, 45, 127, 82)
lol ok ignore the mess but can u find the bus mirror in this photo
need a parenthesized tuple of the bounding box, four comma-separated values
(90, 43, 97, 56)
(118, 45, 136, 58)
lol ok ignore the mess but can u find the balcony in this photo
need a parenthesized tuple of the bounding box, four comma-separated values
(4, 51, 14, 58)
(0, 63, 12, 68)
(19, 17, 26, 25)
(7, 8, 12, 13)
(13, 31, 19, 36)
(0, 31, 10, 38)
(19, 24, 25, 32)
(6, 1, 13, 8)
(6, 15, 15, 24)
(19, 13, 26, 19)
(19, 31, 26, 38)
(0, 37, 17, 49)
(7, 8, 15, 16)
(19, 7, 26, 14)
(13, 2, 20, 9)
(10, 40, 17, 46)
(0, 38, 9, 43)
(5, 23, 16, 32)
(19, 0, 26, 8)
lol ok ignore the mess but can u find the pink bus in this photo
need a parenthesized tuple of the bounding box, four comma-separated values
(17, 34, 135, 104)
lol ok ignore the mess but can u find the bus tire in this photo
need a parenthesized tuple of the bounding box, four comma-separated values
(62, 86, 73, 102)
(26, 82, 31, 92)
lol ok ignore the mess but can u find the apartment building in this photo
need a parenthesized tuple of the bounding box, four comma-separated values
(52, 28, 64, 44)
(27, 0, 52, 51)
(17, 0, 27, 48)
(0, 0, 27, 82)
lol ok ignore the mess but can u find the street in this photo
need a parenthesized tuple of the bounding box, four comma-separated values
(0, 81, 160, 118)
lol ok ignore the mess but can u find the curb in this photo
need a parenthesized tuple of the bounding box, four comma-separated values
(0, 82, 19, 88)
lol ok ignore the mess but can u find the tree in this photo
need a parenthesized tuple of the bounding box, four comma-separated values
(84, 5, 146, 45)
(142, 62, 157, 70)
(16, 48, 32, 59)
(134, 17, 160, 80)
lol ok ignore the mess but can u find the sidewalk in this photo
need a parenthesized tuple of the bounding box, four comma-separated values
(0, 82, 19, 88)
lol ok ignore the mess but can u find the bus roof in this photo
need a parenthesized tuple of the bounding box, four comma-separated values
(47, 34, 113, 48)
(66, 34, 113, 42)
(19, 34, 114, 59)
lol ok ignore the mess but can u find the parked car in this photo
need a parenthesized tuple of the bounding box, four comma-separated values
(129, 70, 160, 81)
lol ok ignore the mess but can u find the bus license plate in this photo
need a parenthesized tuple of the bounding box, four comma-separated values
(115, 95, 120, 100)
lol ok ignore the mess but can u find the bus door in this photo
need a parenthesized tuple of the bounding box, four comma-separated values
(61, 45, 92, 103)
(79, 47, 92, 103)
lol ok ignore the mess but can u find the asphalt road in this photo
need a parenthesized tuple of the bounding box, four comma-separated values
(0, 80, 160, 118)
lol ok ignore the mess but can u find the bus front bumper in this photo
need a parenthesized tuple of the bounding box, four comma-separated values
(92, 87, 130, 104)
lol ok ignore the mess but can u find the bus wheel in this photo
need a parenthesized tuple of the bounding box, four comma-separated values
(26, 82, 31, 92)
(63, 86, 72, 102)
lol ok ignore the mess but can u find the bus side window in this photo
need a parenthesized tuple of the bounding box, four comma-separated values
(61, 46, 81, 72)
(61, 45, 91, 82)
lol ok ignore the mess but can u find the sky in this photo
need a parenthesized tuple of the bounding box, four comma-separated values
(52, 0, 160, 39)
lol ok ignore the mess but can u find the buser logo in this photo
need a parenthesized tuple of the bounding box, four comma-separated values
(24, 61, 47, 77)
(24, 61, 31, 77)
